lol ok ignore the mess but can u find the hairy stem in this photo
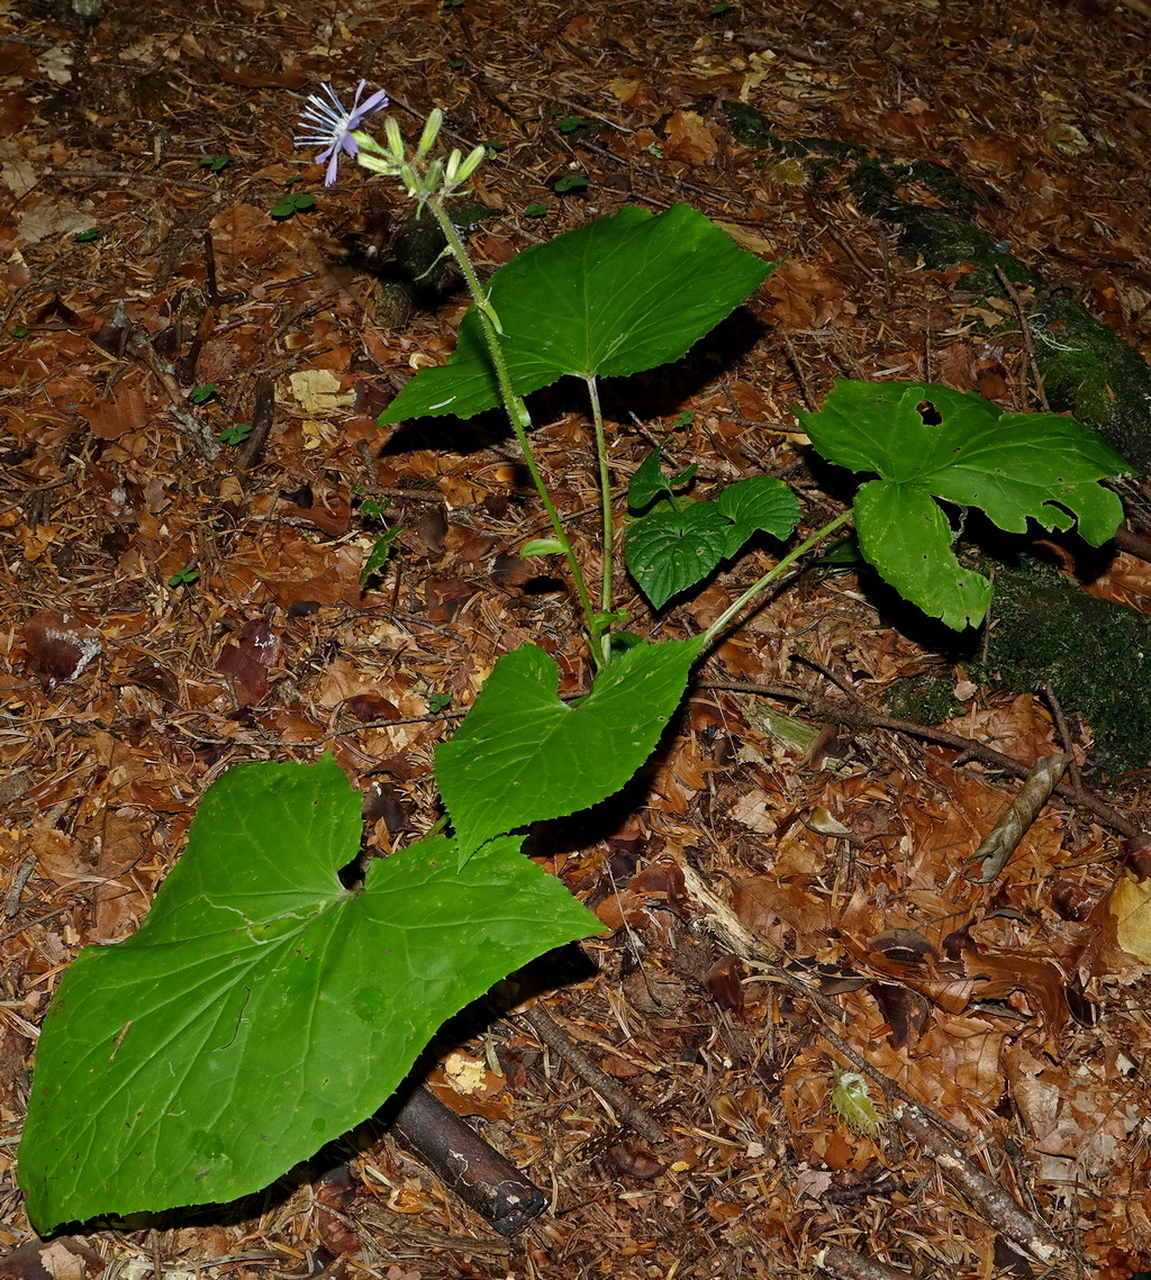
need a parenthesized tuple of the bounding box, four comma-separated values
(425, 196, 599, 662)
(585, 376, 614, 653)
(701, 510, 853, 649)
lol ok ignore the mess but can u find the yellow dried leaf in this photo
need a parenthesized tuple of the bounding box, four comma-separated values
(1109, 874, 1151, 962)
(288, 369, 354, 415)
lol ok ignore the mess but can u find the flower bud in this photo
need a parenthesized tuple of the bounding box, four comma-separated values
(416, 108, 443, 158)
(384, 116, 406, 162)
(443, 148, 462, 185)
(452, 144, 486, 187)
(399, 162, 419, 195)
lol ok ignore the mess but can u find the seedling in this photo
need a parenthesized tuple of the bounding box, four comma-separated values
(553, 172, 588, 194)
(167, 566, 199, 588)
(73, 227, 101, 243)
(199, 155, 230, 173)
(216, 423, 253, 445)
(189, 383, 216, 405)
(270, 192, 317, 219)
(428, 692, 453, 714)
(523, 202, 549, 217)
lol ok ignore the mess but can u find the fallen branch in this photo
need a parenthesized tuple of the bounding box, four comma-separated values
(699, 678, 1140, 838)
(390, 1086, 546, 1236)
(815, 1245, 912, 1280)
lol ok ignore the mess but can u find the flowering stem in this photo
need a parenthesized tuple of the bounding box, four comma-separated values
(424, 195, 600, 663)
(701, 510, 853, 650)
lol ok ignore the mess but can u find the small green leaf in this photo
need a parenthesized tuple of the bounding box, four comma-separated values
(671, 410, 694, 429)
(520, 537, 566, 557)
(625, 501, 734, 608)
(628, 450, 696, 511)
(291, 192, 317, 212)
(12, 324, 28, 338)
(484, 141, 507, 154)
(710, 2, 732, 13)
(437, 637, 703, 862)
(715, 475, 800, 553)
(553, 172, 588, 194)
(189, 383, 216, 405)
(357, 496, 391, 522)
(359, 526, 401, 587)
(795, 380, 1129, 629)
(523, 202, 549, 217)
(18, 758, 599, 1231)
(448, 56, 464, 69)
(428, 692, 453, 714)
(200, 155, 230, 173)
(381, 204, 773, 426)
(216, 423, 252, 446)
(73, 227, 101, 243)
(270, 193, 315, 219)
(558, 115, 591, 134)
(168, 567, 199, 587)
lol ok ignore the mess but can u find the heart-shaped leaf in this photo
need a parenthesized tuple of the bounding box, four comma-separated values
(19, 758, 599, 1232)
(795, 380, 1129, 628)
(625, 502, 736, 608)
(380, 204, 774, 425)
(628, 449, 697, 511)
(625, 476, 800, 608)
(716, 476, 801, 553)
(437, 637, 703, 861)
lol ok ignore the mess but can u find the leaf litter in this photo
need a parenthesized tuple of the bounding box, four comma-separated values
(1, 0, 1151, 1276)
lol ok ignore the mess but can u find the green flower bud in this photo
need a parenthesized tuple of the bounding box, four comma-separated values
(416, 108, 444, 158)
(452, 143, 486, 187)
(384, 116, 406, 162)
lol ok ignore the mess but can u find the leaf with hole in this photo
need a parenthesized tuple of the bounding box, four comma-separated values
(18, 757, 599, 1232)
(380, 204, 774, 425)
(437, 636, 703, 863)
(795, 380, 1129, 628)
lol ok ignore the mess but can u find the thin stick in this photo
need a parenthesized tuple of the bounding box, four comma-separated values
(519, 1004, 662, 1144)
(994, 264, 1050, 412)
(815, 1246, 912, 1280)
(966, 751, 1070, 882)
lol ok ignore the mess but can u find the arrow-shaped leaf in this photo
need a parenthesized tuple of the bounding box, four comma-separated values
(437, 637, 704, 861)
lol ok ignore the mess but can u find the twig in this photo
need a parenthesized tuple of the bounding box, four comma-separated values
(3, 856, 37, 918)
(894, 1104, 1063, 1265)
(1042, 683, 1084, 798)
(698, 679, 1140, 838)
(519, 1004, 663, 1143)
(389, 1086, 546, 1236)
(781, 332, 815, 411)
(815, 1245, 912, 1280)
(1114, 523, 1151, 562)
(235, 376, 276, 471)
(967, 752, 1070, 882)
(994, 264, 1050, 412)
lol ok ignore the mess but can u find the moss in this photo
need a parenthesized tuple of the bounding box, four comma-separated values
(883, 675, 957, 725)
(974, 558, 1151, 779)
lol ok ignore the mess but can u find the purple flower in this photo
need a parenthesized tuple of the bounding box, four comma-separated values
(294, 81, 390, 186)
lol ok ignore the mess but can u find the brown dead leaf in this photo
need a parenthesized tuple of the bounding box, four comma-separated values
(18, 614, 101, 688)
(663, 110, 720, 165)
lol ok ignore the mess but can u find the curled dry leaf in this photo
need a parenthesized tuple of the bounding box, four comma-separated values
(19, 614, 101, 688)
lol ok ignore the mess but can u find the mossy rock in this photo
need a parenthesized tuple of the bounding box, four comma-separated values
(883, 675, 957, 726)
(714, 102, 1151, 472)
(974, 558, 1151, 779)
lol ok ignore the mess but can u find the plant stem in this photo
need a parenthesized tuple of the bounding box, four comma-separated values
(585, 376, 614, 648)
(701, 510, 853, 649)
(425, 196, 600, 663)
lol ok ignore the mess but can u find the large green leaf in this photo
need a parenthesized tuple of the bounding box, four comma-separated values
(380, 204, 774, 425)
(19, 758, 599, 1232)
(795, 380, 1129, 628)
(437, 637, 704, 861)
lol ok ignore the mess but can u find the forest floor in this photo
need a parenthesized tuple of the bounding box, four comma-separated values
(3, 0, 1151, 1277)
